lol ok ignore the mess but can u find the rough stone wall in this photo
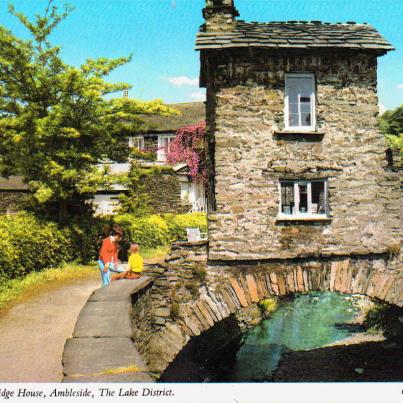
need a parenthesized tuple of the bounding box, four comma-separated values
(131, 242, 208, 373)
(141, 170, 190, 214)
(131, 242, 402, 376)
(204, 49, 400, 261)
(0, 191, 29, 213)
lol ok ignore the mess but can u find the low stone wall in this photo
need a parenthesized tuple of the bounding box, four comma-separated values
(62, 277, 154, 383)
(131, 242, 208, 375)
(0, 191, 29, 213)
(130, 241, 402, 377)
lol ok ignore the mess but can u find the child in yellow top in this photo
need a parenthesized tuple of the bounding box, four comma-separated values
(128, 244, 143, 274)
(111, 243, 143, 281)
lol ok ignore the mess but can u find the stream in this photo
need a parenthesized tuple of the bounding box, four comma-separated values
(160, 292, 403, 382)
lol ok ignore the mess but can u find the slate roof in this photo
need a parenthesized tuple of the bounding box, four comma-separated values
(196, 21, 394, 52)
(139, 102, 205, 133)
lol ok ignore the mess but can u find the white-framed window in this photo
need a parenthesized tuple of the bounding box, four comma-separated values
(285, 73, 316, 131)
(128, 135, 144, 150)
(157, 135, 174, 162)
(278, 179, 328, 218)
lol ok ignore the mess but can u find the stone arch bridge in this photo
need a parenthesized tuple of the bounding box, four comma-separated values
(63, 241, 402, 381)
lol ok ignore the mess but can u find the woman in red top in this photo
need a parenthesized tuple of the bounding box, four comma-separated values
(98, 229, 122, 287)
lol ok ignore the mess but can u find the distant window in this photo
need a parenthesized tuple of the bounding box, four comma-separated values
(157, 135, 174, 162)
(279, 179, 328, 217)
(285, 74, 315, 131)
(129, 136, 144, 150)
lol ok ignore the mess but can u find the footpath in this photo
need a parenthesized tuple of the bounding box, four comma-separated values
(0, 275, 100, 382)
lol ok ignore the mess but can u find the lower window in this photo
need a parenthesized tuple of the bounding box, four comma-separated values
(279, 179, 328, 218)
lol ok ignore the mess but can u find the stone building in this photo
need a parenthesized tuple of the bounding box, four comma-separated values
(196, 0, 400, 262)
(93, 102, 206, 215)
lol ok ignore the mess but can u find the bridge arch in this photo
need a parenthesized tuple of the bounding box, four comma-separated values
(132, 243, 402, 377)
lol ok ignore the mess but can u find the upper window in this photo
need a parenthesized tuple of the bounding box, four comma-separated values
(129, 136, 144, 150)
(157, 135, 174, 162)
(285, 74, 315, 131)
(279, 179, 328, 218)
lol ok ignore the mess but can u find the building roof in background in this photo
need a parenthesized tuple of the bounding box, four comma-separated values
(0, 176, 29, 191)
(196, 21, 394, 52)
(140, 102, 205, 133)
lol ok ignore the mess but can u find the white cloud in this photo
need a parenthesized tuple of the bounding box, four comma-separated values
(378, 103, 386, 115)
(397, 84, 403, 89)
(167, 76, 198, 87)
(190, 91, 206, 101)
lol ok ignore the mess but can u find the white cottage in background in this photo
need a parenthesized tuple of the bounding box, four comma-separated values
(93, 102, 206, 216)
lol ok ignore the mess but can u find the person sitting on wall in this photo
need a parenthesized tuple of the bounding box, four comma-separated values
(98, 229, 123, 287)
(111, 243, 143, 281)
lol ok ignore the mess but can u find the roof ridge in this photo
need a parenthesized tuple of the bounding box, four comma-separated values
(237, 20, 370, 26)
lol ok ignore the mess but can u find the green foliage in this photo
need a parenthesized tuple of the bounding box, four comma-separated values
(258, 297, 278, 316)
(171, 301, 181, 319)
(0, 212, 71, 281)
(0, 263, 97, 310)
(379, 105, 403, 156)
(364, 303, 403, 340)
(164, 212, 207, 241)
(192, 264, 207, 282)
(113, 212, 207, 249)
(141, 245, 171, 260)
(118, 162, 152, 216)
(185, 280, 200, 297)
(385, 134, 403, 156)
(0, 3, 175, 220)
(129, 148, 156, 162)
(118, 162, 175, 216)
(0, 212, 105, 282)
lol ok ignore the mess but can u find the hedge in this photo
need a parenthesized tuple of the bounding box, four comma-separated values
(0, 211, 207, 282)
(0, 213, 73, 281)
(113, 212, 207, 249)
(0, 212, 106, 282)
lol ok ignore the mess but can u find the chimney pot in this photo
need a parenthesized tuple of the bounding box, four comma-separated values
(203, 0, 239, 32)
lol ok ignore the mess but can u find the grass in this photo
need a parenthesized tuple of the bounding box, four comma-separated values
(0, 263, 99, 312)
(141, 245, 170, 260)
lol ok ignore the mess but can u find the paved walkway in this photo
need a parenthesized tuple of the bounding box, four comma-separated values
(0, 275, 100, 382)
(63, 277, 154, 382)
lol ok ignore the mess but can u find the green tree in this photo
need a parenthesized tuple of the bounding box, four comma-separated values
(0, 2, 174, 221)
(379, 105, 403, 157)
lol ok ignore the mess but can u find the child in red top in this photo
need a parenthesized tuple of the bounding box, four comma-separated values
(98, 230, 122, 287)
(99, 235, 119, 265)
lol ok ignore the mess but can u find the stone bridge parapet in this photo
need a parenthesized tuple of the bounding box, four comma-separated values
(62, 277, 154, 382)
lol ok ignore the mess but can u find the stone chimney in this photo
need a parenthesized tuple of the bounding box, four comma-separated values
(203, 0, 239, 32)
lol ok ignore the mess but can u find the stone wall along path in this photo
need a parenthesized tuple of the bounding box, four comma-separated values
(63, 277, 154, 383)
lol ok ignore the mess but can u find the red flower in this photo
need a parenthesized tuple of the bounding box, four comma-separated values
(167, 122, 206, 183)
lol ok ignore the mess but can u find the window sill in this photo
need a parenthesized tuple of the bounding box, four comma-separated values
(274, 130, 325, 136)
(276, 216, 332, 223)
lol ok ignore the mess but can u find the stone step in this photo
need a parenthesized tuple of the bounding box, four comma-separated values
(73, 300, 132, 338)
(63, 337, 152, 382)
(88, 276, 153, 302)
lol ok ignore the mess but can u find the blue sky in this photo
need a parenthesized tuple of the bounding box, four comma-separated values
(1, 0, 402, 110)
